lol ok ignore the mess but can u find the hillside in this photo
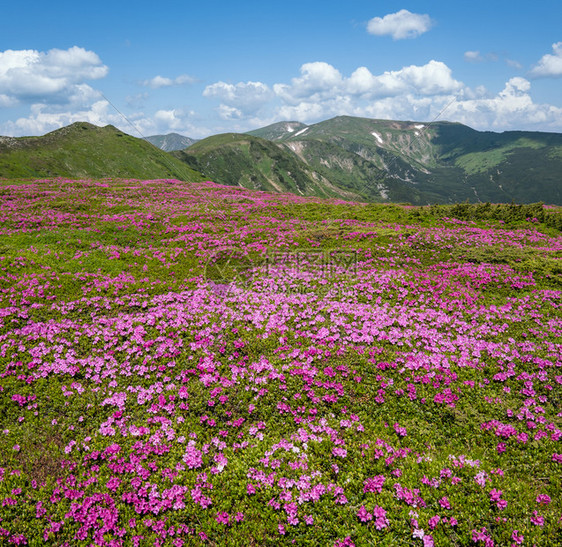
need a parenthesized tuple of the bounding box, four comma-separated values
(249, 116, 562, 204)
(0, 122, 204, 181)
(172, 133, 363, 200)
(2, 117, 561, 204)
(144, 132, 198, 151)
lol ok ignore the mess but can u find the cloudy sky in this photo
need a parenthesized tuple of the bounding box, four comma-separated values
(1, 0, 562, 138)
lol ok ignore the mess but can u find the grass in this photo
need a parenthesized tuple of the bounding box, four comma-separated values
(0, 178, 560, 546)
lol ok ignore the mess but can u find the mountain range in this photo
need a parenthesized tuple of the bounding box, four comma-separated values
(2, 117, 561, 204)
(176, 116, 562, 204)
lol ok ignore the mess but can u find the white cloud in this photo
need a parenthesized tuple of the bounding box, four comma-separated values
(141, 74, 196, 88)
(0, 100, 209, 139)
(380, 61, 462, 96)
(275, 60, 462, 103)
(204, 60, 562, 131)
(445, 77, 562, 130)
(203, 61, 462, 124)
(216, 104, 243, 120)
(274, 62, 344, 103)
(0, 47, 107, 103)
(367, 9, 433, 40)
(464, 51, 483, 63)
(530, 42, 562, 78)
(0, 100, 113, 136)
(0, 94, 18, 107)
(203, 81, 273, 117)
(506, 59, 523, 70)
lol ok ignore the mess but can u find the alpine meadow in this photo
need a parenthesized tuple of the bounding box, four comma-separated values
(1, 1, 562, 545)
(0, 177, 560, 545)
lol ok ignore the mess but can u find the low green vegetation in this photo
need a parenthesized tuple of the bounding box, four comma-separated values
(0, 122, 204, 181)
(0, 178, 560, 545)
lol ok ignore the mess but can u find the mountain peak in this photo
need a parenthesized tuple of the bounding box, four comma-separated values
(145, 133, 199, 152)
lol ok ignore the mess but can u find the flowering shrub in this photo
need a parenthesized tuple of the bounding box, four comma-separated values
(0, 178, 560, 545)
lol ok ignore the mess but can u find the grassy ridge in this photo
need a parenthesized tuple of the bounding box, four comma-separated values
(0, 122, 204, 181)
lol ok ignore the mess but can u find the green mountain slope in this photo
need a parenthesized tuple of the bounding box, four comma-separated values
(172, 133, 362, 200)
(268, 116, 562, 204)
(0, 122, 204, 181)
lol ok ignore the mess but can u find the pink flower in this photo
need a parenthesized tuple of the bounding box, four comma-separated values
(511, 530, 524, 544)
(363, 475, 385, 494)
(530, 511, 544, 526)
(357, 505, 372, 522)
(438, 496, 451, 510)
(423, 535, 434, 547)
(536, 494, 551, 505)
(333, 537, 355, 547)
(183, 444, 203, 469)
(373, 505, 388, 530)
(428, 515, 440, 530)
(216, 511, 230, 525)
(106, 477, 121, 491)
(489, 489, 502, 502)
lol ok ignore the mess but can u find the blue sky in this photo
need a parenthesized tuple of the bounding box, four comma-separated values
(1, 1, 561, 137)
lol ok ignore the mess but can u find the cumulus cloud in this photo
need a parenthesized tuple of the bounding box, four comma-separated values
(0, 100, 114, 137)
(204, 59, 562, 131)
(203, 81, 273, 118)
(202, 60, 463, 126)
(530, 42, 562, 78)
(367, 9, 433, 40)
(0, 94, 18, 107)
(275, 60, 462, 103)
(443, 77, 562, 130)
(0, 99, 208, 139)
(0, 47, 107, 103)
(141, 74, 196, 88)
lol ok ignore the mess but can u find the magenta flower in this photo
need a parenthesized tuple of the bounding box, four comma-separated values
(332, 447, 347, 458)
(363, 475, 385, 494)
(438, 496, 451, 510)
(428, 515, 440, 529)
(182, 444, 203, 469)
(511, 530, 524, 544)
(536, 494, 551, 505)
(357, 505, 372, 522)
(373, 505, 388, 530)
(530, 510, 544, 526)
(216, 511, 230, 525)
